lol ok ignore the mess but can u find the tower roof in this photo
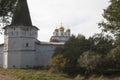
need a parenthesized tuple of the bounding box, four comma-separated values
(66, 29, 70, 32)
(11, 0, 32, 26)
(55, 28, 58, 31)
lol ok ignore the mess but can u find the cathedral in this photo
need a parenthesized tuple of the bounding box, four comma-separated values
(50, 26, 70, 42)
(0, 0, 71, 68)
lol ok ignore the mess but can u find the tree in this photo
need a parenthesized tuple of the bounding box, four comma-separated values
(51, 35, 93, 74)
(107, 46, 120, 69)
(49, 54, 68, 73)
(0, 0, 17, 26)
(78, 51, 102, 74)
(90, 33, 114, 55)
(53, 46, 64, 56)
(99, 0, 120, 36)
(0, 0, 17, 17)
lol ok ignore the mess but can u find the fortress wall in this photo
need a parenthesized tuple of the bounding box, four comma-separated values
(0, 45, 3, 67)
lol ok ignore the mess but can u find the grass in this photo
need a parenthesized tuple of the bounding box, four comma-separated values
(0, 69, 120, 80)
(0, 69, 70, 80)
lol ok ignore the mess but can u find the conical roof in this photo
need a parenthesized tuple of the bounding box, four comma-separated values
(11, 0, 32, 26)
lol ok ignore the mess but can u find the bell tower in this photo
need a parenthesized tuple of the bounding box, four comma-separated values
(3, 0, 39, 68)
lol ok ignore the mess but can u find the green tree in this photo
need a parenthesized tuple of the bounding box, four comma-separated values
(51, 35, 93, 74)
(0, 0, 17, 26)
(99, 0, 120, 36)
(0, 0, 17, 16)
(107, 46, 120, 69)
(78, 51, 102, 74)
(99, 0, 120, 45)
(49, 54, 68, 73)
(90, 33, 114, 55)
(53, 46, 64, 56)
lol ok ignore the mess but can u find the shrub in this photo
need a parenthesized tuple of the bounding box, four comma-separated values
(78, 51, 102, 74)
(49, 54, 68, 73)
(107, 46, 120, 69)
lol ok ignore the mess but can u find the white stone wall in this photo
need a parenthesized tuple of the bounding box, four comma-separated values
(0, 45, 3, 67)
(3, 26, 38, 68)
(3, 25, 64, 69)
(4, 26, 38, 39)
(35, 43, 56, 67)
(35, 42, 64, 67)
(6, 51, 35, 68)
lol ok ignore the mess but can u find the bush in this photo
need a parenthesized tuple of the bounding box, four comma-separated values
(78, 51, 102, 74)
(107, 46, 120, 69)
(49, 54, 68, 73)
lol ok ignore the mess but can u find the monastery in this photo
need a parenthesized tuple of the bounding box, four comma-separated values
(0, 0, 71, 68)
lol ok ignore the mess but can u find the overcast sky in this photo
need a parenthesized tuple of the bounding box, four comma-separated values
(0, 0, 109, 43)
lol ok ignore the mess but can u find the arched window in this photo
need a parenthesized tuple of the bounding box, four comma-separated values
(26, 43, 29, 47)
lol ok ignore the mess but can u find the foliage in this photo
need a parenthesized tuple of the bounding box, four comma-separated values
(90, 33, 114, 55)
(99, 0, 120, 36)
(0, 0, 16, 16)
(51, 34, 115, 74)
(50, 35, 91, 74)
(0, 0, 17, 26)
(53, 47, 64, 56)
(107, 46, 120, 69)
(49, 54, 68, 73)
(78, 51, 102, 74)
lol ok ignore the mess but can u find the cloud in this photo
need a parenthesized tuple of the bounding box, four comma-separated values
(27, 0, 110, 41)
(0, 0, 109, 43)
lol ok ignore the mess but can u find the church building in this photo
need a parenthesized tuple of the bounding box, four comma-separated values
(50, 25, 71, 42)
(0, 0, 71, 68)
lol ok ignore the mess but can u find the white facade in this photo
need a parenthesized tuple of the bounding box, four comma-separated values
(0, 25, 64, 69)
(35, 42, 63, 67)
(50, 26, 71, 42)
(0, 0, 65, 69)
(0, 44, 3, 67)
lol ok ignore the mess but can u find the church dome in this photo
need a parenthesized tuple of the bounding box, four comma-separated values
(66, 29, 70, 32)
(55, 28, 58, 31)
(59, 26, 64, 30)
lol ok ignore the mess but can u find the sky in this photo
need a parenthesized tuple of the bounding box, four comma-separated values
(0, 0, 110, 43)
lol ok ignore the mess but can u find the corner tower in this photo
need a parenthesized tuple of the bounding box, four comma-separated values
(3, 0, 39, 68)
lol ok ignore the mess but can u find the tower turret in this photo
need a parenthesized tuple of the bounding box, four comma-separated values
(65, 29, 71, 36)
(53, 28, 58, 36)
(3, 0, 38, 68)
(11, 0, 32, 26)
(59, 26, 64, 36)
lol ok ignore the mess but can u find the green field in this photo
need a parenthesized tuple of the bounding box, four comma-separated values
(0, 69, 120, 80)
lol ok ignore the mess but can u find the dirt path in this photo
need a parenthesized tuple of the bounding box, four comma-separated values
(0, 74, 18, 80)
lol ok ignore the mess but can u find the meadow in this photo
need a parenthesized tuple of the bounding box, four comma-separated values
(0, 69, 120, 80)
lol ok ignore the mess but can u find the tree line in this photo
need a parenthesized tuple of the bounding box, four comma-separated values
(49, 0, 120, 75)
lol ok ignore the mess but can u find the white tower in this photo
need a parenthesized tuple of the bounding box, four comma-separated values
(59, 26, 64, 36)
(3, 0, 39, 68)
(53, 28, 59, 36)
(65, 29, 71, 37)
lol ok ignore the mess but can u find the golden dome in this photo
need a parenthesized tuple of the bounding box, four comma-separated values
(55, 28, 58, 31)
(64, 32, 66, 35)
(66, 29, 70, 32)
(59, 26, 64, 30)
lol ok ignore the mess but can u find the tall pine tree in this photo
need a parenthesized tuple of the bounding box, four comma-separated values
(99, 0, 120, 36)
